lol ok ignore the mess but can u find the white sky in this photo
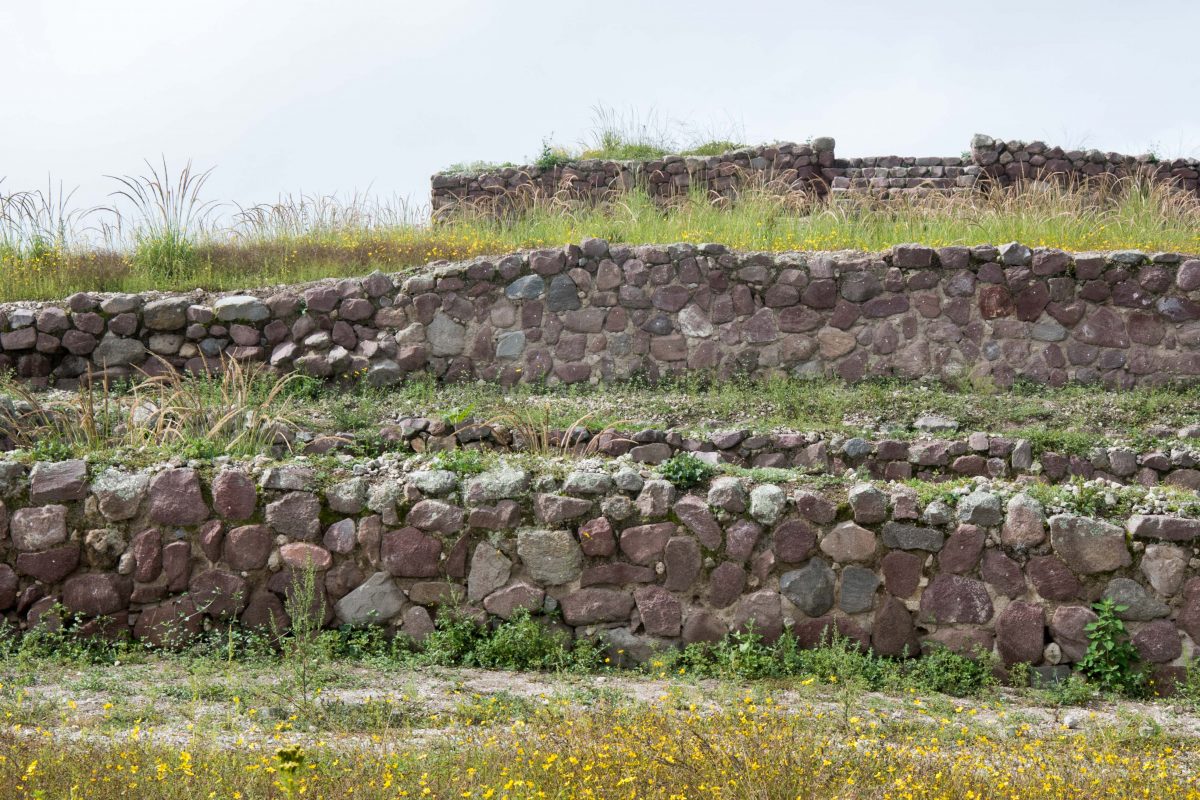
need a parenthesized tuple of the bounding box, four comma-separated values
(4, 0, 1199, 219)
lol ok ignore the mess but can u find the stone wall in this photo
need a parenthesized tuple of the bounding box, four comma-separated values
(3, 241, 1200, 389)
(431, 139, 836, 214)
(374, 418, 1200, 490)
(431, 134, 1200, 211)
(2, 457, 1200, 682)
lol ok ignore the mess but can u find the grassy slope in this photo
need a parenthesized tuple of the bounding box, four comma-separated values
(4, 180, 1200, 301)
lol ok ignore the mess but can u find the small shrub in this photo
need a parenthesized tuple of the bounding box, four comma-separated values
(418, 613, 485, 666)
(472, 611, 572, 671)
(1041, 673, 1096, 707)
(658, 452, 717, 489)
(534, 140, 572, 171)
(905, 645, 998, 697)
(1078, 597, 1146, 696)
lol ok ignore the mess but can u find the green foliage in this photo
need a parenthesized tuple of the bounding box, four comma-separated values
(132, 229, 201, 280)
(1040, 673, 1096, 707)
(1079, 598, 1146, 697)
(429, 448, 490, 476)
(534, 140, 573, 171)
(905, 645, 999, 697)
(680, 140, 745, 156)
(658, 452, 717, 490)
(419, 610, 604, 673)
(277, 564, 330, 718)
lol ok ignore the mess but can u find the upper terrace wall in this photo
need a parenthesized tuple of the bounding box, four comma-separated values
(2, 241, 1200, 389)
(430, 139, 836, 214)
(430, 134, 1200, 211)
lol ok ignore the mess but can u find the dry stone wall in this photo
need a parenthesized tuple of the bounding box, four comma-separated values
(2, 458, 1200, 683)
(431, 134, 1200, 211)
(3, 241, 1200, 389)
(378, 418, 1200, 491)
(431, 139, 836, 214)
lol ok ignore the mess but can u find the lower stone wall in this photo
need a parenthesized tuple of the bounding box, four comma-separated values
(3, 458, 1199, 682)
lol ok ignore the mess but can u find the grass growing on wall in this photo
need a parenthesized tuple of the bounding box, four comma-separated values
(3, 170, 1200, 302)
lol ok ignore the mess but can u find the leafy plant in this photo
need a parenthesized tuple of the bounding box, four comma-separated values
(1078, 598, 1146, 697)
(534, 140, 572, 171)
(658, 452, 717, 489)
(275, 563, 329, 722)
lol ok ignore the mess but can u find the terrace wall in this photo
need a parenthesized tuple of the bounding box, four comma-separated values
(2, 241, 1200, 390)
(3, 458, 1200, 682)
(430, 134, 1200, 211)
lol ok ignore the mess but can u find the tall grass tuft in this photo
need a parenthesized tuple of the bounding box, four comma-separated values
(107, 158, 218, 280)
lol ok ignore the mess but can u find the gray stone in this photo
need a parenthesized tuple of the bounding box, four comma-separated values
(749, 484, 786, 525)
(914, 415, 958, 433)
(91, 468, 149, 521)
(1103, 578, 1169, 620)
(467, 467, 532, 502)
(467, 543, 512, 602)
(408, 470, 458, 496)
(839, 566, 879, 614)
(1140, 544, 1187, 597)
(546, 274, 581, 312)
(505, 275, 545, 300)
(366, 359, 403, 387)
(427, 312, 466, 356)
(707, 477, 746, 512)
(94, 334, 146, 367)
(326, 478, 368, 514)
(957, 490, 1002, 527)
(563, 471, 614, 496)
(495, 331, 526, 359)
(849, 484, 888, 524)
(214, 295, 270, 322)
(881, 522, 945, 552)
(516, 529, 582, 585)
(999, 241, 1032, 266)
(143, 297, 190, 329)
(780, 558, 835, 617)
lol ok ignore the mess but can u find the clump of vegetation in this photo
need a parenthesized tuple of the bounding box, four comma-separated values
(658, 451, 718, 489)
(428, 447, 491, 475)
(418, 610, 604, 673)
(0, 358, 315, 463)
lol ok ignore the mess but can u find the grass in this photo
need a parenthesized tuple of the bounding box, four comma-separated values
(5, 602, 1200, 798)
(4, 373, 1198, 468)
(5, 167, 1200, 301)
(2, 655, 1199, 799)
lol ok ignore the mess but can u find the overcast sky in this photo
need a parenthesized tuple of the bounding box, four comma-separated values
(4, 0, 1199, 220)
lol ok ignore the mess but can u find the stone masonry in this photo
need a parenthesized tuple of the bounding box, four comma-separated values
(431, 134, 1200, 211)
(1, 241, 1199, 390)
(2, 457, 1199, 687)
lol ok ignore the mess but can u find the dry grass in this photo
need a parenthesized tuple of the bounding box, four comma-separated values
(3, 165, 1200, 302)
(0, 357, 317, 459)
